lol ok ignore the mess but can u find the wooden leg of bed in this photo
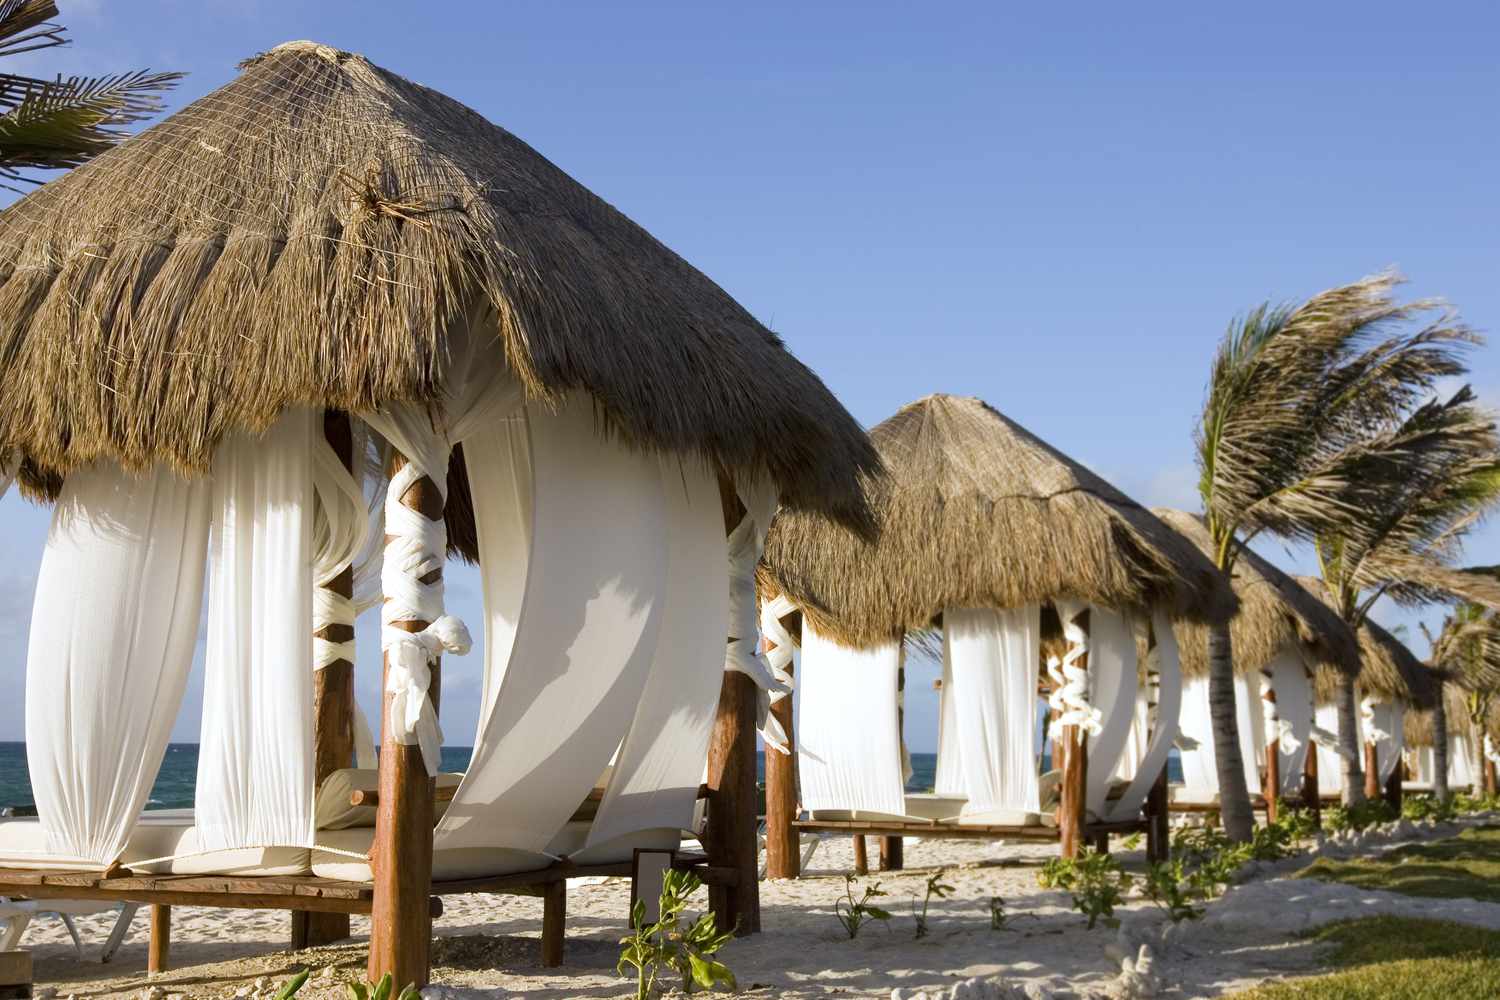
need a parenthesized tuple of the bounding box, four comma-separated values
(292, 911, 350, 950)
(1090, 831, 1109, 856)
(852, 835, 868, 876)
(878, 836, 903, 872)
(148, 904, 171, 974)
(541, 880, 565, 968)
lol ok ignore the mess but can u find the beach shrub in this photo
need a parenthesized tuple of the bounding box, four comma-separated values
(1140, 857, 1204, 923)
(618, 870, 736, 999)
(1325, 798, 1396, 833)
(1037, 849, 1129, 929)
(274, 971, 310, 998)
(1170, 824, 1250, 898)
(346, 975, 420, 1000)
(910, 869, 955, 939)
(1403, 794, 1457, 822)
(1453, 792, 1500, 815)
(834, 874, 893, 939)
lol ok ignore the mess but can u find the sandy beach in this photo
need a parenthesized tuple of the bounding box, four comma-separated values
(14, 817, 1495, 1000)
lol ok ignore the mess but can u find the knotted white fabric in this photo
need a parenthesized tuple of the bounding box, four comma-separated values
(1106, 611, 1182, 821)
(1047, 603, 1101, 744)
(945, 606, 1043, 821)
(25, 464, 210, 866)
(1452, 734, 1479, 788)
(724, 483, 790, 752)
(759, 594, 800, 691)
(195, 411, 317, 852)
(382, 616, 472, 774)
(1361, 697, 1390, 746)
(577, 457, 728, 863)
(797, 623, 908, 818)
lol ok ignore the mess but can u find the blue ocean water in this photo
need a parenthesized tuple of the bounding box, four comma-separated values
(0, 744, 1181, 811)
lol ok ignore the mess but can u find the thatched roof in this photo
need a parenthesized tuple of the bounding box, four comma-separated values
(1405, 684, 1492, 747)
(0, 41, 879, 548)
(758, 394, 1237, 648)
(1151, 509, 1360, 680)
(1294, 575, 1440, 709)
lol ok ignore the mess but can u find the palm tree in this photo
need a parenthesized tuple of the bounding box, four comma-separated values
(1425, 604, 1500, 801)
(0, 1, 180, 189)
(1313, 388, 1500, 803)
(1195, 272, 1483, 839)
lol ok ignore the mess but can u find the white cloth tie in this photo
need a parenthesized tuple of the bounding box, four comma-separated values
(1047, 611, 1101, 745)
(1361, 697, 1390, 746)
(383, 616, 472, 775)
(1261, 675, 1301, 755)
(723, 502, 790, 753)
(1485, 735, 1500, 767)
(759, 594, 800, 692)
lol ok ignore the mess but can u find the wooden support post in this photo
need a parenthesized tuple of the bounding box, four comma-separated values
(368, 454, 445, 989)
(1485, 755, 1497, 799)
(1262, 674, 1280, 825)
(1146, 764, 1169, 864)
(880, 658, 907, 872)
(148, 904, 171, 974)
(763, 616, 800, 881)
(1057, 610, 1090, 859)
(705, 481, 760, 937)
(852, 835, 869, 875)
(541, 880, 565, 968)
(1303, 743, 1321, 829)
(879, 835, 904, 872)
(296, 410, 357, 951)
(1363, 742, 1381, 801)
(1090, 830, 1109, 855)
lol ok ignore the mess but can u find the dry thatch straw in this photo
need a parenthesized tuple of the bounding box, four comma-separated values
(1294, 575, 1440, 709)
(0, 40, 880, 551)
(1151, 508, 1360, 680)
(758, 394, 1237, 648)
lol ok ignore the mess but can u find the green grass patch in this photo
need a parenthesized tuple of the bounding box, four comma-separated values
(1230, 917, 1500, 998)
(1295, 825, 1500, 903)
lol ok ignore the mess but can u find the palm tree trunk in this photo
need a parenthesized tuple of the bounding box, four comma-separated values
(1208, 622, 1254, 842)
(1336, 676, 1365, 805)
(1432, 683, 1449, 804)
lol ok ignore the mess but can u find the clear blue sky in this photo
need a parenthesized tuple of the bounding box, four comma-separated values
(0, 1, 1495, 750)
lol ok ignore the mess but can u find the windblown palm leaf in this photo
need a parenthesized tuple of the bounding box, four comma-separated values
(0, 1, 180, 185)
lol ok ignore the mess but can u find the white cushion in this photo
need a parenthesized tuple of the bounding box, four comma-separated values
(314, 769, 465, 831)
(311, 827, 562, 883)
(903, 793, 967, 821)
(1170, 786, 1220, 806)
(0, 810, 310, 876)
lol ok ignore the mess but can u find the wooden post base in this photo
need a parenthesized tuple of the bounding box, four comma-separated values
(0, 950, 31, 1000)
(704, 671, 761, 937)
(1146, 766, 1170, 864)
(1304, 746, 1322, 829)
(291, 911, 351, 950)
(1384, 766, 1403, 813)
(149, 904, 171, 974)
(541, 880, 565, 968)
(1089, 830, 1109, 856)
(1364, 743, 1381, 802)
(878, 835, 904, 872)
(852, 835, 869, 875)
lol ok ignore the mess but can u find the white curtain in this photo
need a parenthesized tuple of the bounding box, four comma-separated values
(195, 411, 317, 852)
(1106, 611, 1181, 820)
(798, 624, 907, 817)
(1083, 607, 1138, 815)
(578, 457, 728, 860)
(25, 465, 210, 865)
(1179, 672, 1262, 796)
(435, 395, 670, 855)
(1451, 734, 1478, 789)
(1314, 704, 1344, 796)
(934, 648, 964, 795)
(945, 606, 1041, 819)
(1268, 650, 1313, 797)
(1372, 700, 1405, 783)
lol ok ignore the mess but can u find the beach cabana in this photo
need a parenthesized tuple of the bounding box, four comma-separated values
(1151, 510, 1360, 820)
(1403, 688, 1487, 794)
(756, 395, 1235, 874)
(0, 41, 878, 987)
(1297, 578, 1440, 806)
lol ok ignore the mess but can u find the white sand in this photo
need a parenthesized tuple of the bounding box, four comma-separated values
(14, 818, 1498, 999)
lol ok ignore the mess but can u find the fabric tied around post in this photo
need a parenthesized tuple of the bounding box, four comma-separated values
(1047, 605, 1101, 746)
(1360, 697, 1389, 747)
(723, 483, 790, 753)
(382, 616, 472, 775)
(1261, 675, 1301, 755)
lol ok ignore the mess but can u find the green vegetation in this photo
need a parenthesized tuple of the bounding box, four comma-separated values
(1323, 798, 1397, 833)
(1038, 849, 1130, 929)
(1298, 825, 1500, 904)
(910, 869, 955, 939)
(1228, 917, 1500, 998)
(834, 875, 893, 939)
(618, 870, 736, 999)
(346, 975, 420, 1000)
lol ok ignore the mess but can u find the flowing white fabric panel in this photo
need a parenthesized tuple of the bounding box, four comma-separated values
(1451, 734, 1478, 789)
(1178, 673, 1262, 795)
(1106, 612, 1182, 820)
(435, 396, 669, 853)
(1269, 651, 1313, 796)
(1114, 695, 1149, 782)
(947, 606, 1041, 819)
(798, 625, 907, 817)
(1083, 607, 1138, 815)
(25, 466, 210, 865)
(1314, 704, 1345, 796)
(1373, 701, 1405, 782)
(196, 412, 316, 851)
(580, 458, 728, 858)
(934, 644, 964, 795)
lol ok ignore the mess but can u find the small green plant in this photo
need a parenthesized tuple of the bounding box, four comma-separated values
(1325, 798, 1397, 833)
(1120, 832, 1143, 852)
(1402, 794, 1456, 822)
(834, 874, 893, 939)
(1274, 802, 1321, 840)
(910, 869, 955, 939)
(346, 974, 420, 1000)
(1037, 849, 1130, 929)
(1141, 857, 1204, 923)
(618, 870, 736, 999)
(274, 971, 310, 999)
(989, 895, 1007, 930)
(1169, 824, 1250, 898)
(1452, 792, 1500, 815)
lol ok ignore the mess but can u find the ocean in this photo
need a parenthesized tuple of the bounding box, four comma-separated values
(0, 744, 1182, 812)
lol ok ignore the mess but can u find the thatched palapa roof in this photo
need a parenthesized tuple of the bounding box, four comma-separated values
(758, 394, 1237, 648)
(1151, 509, 1360, 680)
(1295, 576, 1440, 709)
(0, 41, 880, 551)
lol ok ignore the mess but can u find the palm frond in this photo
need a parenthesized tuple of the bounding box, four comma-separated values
(0, 69, 183, 175)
